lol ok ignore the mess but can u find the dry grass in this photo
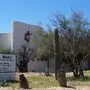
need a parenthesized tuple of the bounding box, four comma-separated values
(27, 75, 59, 88)
(0, 73, 59, 89)
(0, 71, 90, 89)
(67, 70, 90, 87)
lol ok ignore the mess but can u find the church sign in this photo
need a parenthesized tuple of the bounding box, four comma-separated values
(0, 54, 16, 80)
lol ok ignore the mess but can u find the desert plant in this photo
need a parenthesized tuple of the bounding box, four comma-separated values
(54, 28, 61, 79)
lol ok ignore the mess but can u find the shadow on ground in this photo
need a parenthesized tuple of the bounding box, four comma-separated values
(67, 76, 90, 82)
(0, 80, 19, 87)
(64, 86, 76, 89)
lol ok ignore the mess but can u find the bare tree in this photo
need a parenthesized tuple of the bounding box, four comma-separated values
(16, 31, 33, 72)
(35, 27, 54, 76)
(52, 12, 90, 77)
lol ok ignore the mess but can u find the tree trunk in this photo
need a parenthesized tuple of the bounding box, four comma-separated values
(19, 62, 28, 72)
(73, 68, 79, 77)
(23, 64, 28, 72)
(79, 67, 84, 77)
(45, 59, 50, 76)
(19, 67, 24, 72)
(55, 55, 61, 79)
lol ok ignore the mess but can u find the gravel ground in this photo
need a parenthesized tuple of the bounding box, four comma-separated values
(16, 72, 73, 78)
(0, 86, 90, 90)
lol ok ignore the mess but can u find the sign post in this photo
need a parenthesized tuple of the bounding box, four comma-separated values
(0, 54, 16, 80)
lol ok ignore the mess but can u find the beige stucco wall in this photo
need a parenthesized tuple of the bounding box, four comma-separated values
(0, 33, 11, 50)
(28, 59, 55, 72)
(28, 60, 47, 72)
(12, 21, 42, 52)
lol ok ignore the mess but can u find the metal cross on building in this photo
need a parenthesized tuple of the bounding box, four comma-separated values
(24, 31, 32, 43)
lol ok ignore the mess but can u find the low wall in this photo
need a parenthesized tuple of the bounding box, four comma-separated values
(28, 60, 46, 72)
(28, 59, 71, 73)
(28, 59, 55, 72)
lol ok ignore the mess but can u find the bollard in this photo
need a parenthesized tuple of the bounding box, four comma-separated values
(19, 74, 29, 89)
(57, 70, 67, 87)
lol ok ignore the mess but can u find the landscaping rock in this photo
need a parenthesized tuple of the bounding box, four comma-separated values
(57, 71, 67, 87)
(19, 74, 29, 89)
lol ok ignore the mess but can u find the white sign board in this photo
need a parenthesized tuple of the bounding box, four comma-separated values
(0, 54, 16, 80)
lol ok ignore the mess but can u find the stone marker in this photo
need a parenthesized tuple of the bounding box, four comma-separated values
(57, 70, 67, 87)
(19, 74, 29, 89)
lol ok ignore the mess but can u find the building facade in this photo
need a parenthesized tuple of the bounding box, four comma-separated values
(12, 21, 42, 52)
(12, 21, 51, 72)
(0, 33, 11, 51)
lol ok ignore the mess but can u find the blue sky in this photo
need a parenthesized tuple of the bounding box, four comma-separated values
(0, 0, 90, 32)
